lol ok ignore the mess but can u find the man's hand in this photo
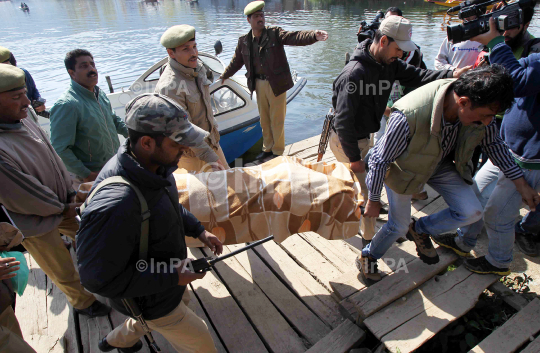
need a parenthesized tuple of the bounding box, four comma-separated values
(513, 178, 540, 211)
(218, 76, 226, 85)
(0, 257, 20, 281)
(384, 106, 392, 118)
(453, 65, 472, 78)
(175, 259, 206, 285)
(315, 30, 328, 41)
(63, 202, 83, 219)
(83, 172, 99, 183)
(471, 17, 501, 46)
(364, 200, 381, 218)
(198, 230, 224, 256)
(350, 160, 366, 174)
(35, 105, 46, 113)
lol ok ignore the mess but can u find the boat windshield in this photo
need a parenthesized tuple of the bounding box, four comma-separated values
(199, 53, 224, 75)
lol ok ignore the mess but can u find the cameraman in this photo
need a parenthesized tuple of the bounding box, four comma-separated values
(446, 18, 540, 275)
(331, 16, 468, 245)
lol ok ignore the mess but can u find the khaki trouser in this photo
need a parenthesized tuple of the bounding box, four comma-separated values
(0, 307, 36, 352)
(329, 130, 376, 240)
(178, 145, 229, 174)
(256, 79, 287, 156)
(22, 217, 96, 310)
(107, 290, 216, 353)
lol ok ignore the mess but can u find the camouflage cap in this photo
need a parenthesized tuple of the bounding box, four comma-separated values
(125, 93, 208, 147)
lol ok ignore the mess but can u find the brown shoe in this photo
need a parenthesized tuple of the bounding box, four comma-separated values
(406, 220, 439, 264)
(355, 254, 382, 281)
(411, 191, 428, 201)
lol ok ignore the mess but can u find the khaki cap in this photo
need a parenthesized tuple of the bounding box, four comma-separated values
(244, 1, 264, 16)
(0, 65, 26, 93)
(160, 25, 196, 49)
(379, 16, 417, 52)
(0, 46, 10, 63)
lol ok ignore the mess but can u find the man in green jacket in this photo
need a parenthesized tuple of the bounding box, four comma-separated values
(359, 66, 539, 281)
(50, 49, 128, 188)
(220, 0, 327, 161)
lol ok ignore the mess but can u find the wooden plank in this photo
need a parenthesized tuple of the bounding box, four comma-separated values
(365, 266, 486, 338)
(349, 249, 458, 319)
(521, 334, 540, 353)
(226, 244, 330, 345)
(18, 253, 60, 352)
(488, 281, 530, 311)
(210, 245, 308, 352)
(305, 319, 366, 353)
(188, 248, 267, 353)
(412, 196, 448, 219)
(470, 298, 540, 353)
(331, 240, 418, 301)
(187, 287, 227, 353)
(46, 276, 78, 353)
(279, 234, 344, 291)
(379, 268, 498, 353)
(252, 240, 346, 329)
(298, 232, 360, 274)
(78, 313, 114, 353)
(284, 135, 321, 156)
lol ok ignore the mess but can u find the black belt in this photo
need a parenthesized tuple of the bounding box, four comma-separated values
(255, 74, 267, 80)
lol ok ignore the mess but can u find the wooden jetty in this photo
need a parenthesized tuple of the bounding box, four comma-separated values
(17, 134, 540, 353)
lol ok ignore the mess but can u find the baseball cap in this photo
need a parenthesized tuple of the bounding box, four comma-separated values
(125, 93, 208, 147)
(379, 16, 417, 52)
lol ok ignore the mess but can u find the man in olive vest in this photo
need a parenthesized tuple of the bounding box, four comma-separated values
(359, 66, 539, 281)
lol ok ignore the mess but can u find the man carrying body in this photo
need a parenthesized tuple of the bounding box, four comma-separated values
(50, 49, 129, 188)
(436, 19, 540, 274)
(155, 25, 228, 173)
(464, 6, 540, 256)
(0, 65, 110, 317)
(359, 65, 538, 281)
(220, 0, 328, 161)
(332, 15, 466, 244)
(77, 93, 223, 352)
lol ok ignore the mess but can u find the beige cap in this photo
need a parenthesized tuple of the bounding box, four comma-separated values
(0, 65, 26, 93)
(378, 16, 417, 52)
(244, 1, 265, 16)
(160, 25, 196, 49)
(0, 46, 10, 63)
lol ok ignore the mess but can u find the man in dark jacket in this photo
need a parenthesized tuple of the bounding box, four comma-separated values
(331, 15, 469, 244)
(220, 0, 328, 161)
(77, 93, 223, 352)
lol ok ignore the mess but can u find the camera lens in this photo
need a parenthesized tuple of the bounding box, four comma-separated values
(447, 24, 463, 43)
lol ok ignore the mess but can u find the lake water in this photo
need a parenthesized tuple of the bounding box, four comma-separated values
(1, 0, 539, 144)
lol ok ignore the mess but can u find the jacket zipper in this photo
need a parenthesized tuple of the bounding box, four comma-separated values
(95, 91, 115, 155)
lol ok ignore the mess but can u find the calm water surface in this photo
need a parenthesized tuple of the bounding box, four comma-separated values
(1, 0, 539, 144)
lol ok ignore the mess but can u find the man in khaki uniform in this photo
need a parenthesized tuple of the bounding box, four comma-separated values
(220, 1, 328, 161)
(0, 65, 110, 317)
(155, 25, 229, 173)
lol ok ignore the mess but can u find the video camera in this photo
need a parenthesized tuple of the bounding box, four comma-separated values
(358, 11, 385, 42)
(447, 0, 537, 43)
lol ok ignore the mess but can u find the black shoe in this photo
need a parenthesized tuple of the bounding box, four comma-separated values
(464, 256, 510, 276)
(406, 220, 439, 265)
(256, 151, 273, 160)
(432, 233, 471, 257)
(75, 300, 111, 318)
(515, 232, 539, 257)
(98, 337, 143, 352)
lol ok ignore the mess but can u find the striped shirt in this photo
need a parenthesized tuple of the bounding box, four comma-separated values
(366, 110, 524, 202)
